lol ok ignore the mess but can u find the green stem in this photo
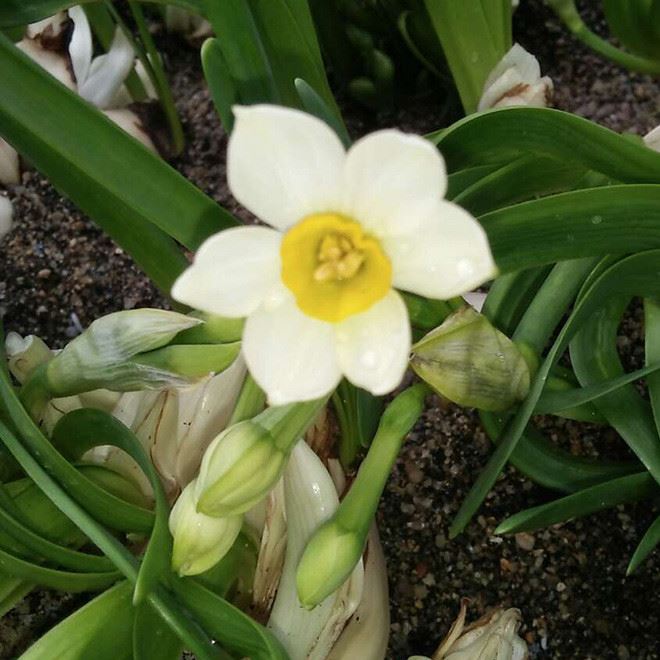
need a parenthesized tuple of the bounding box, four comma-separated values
(337, 384, 427, 532)
(547, 0, 660, 74)
(228, 374, 266, 425)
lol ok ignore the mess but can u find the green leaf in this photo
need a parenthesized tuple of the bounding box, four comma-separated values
(0, 35, 238, 292)
(171, 577, 290, 660)
(451, 251, 660, 536)
(535, 362, 660, 414)
(0, 0, 204, 27)
(0, 546, 119, 592)
(627, 514, 660, 574)
(495, 472, 656, 535)
(202, 0, 278, 104)
(201, 38, 238, 133)
(51, 409, 172, 605)
(295, 78, 350, 147)
(133, 601, 184, 660)
(482, 186, 660, 273)
(422, 0, 503, 113)
(20, 582, 134, 660)
(432, 107, 660, 182)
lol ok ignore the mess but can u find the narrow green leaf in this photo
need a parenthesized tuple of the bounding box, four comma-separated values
(295, 78, 350, 147)
(171, 577, 290, 660)
(0, 35, 238, 290)
(0, 0, 204, 27)
(452, 251, 660, 536)
(495, 472, 656, 535)
(51, 409, 172, 605)
(535, 362, 660, 414)
(433, 107, 660, 182)
(203, 0, 278, 103)
(0, 546, 119, 592)
(202, 38, 238, 133)
(133, 601, 184, 660)
(482, 186, 660, 273)
(627, 514, 660, 574)
(20, 582, 134, 660)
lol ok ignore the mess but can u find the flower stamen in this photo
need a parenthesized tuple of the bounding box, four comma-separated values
(314, 233, 366, 282)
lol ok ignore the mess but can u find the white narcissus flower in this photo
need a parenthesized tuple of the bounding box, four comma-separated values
(478, 44, 553, 112)
(0, 6, 157, 184)
(172, 105, 496, 405)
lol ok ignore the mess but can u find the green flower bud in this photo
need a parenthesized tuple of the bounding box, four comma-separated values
(196, 422, 286, 517)
(295, 520, 362, 610)
(44, 309, 201, 396)
(195, 399, 324, 518)
(410, 307, 530, 412)
(169, 479, 242, 577)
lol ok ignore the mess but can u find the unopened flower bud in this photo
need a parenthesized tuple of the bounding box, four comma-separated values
(410, 307, 530, 411)
(44, 309, 201, 396)
(478, 43, 552, 111)
(195, 421, 286, 518)
(296, 520, 363, 610)
(415, 601, 528, 660)
(169, 479, 242, 577)
(195, 399, 324, 518)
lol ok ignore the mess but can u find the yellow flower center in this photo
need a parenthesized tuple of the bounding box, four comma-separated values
(281, 213, 392, 323)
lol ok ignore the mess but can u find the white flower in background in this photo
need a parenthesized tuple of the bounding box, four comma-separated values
(165, 6, 213, 45)
(1, 7, 156, 185)
(0, 196, 13, 239)
(172, 105, 496, 405)
(643, 125, 660, 152)
(410, 602, 528, 660)
(478, 43, 553, 111)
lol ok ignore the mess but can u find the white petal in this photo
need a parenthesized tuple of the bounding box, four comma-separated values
(67, 6, 93, 86)
(228, 105, 345, 230)
(645, 125, 660, 152)
(171, 226, 282, 318)
(341, 129, 448, 237)
(384, 200, 497, 299)
(26, 12, 68, 39)
(243, 290, 341, 405)
(103, 109, 157, 153)
(335, 290, 410, 395)
(478, 44, 552, 111)
(0, 196, 13, 239)
(17, 39, 77, 90)
(0, 139, 20, 185)
(78, 27, 135, 109)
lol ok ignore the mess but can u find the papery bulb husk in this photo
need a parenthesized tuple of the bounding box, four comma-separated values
(267, 441, 364, 660)
(410, 306, 530, 412)
(252, 479, 287, 620)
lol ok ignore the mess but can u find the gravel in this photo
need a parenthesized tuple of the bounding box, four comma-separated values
(0, 1, 659, 658)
